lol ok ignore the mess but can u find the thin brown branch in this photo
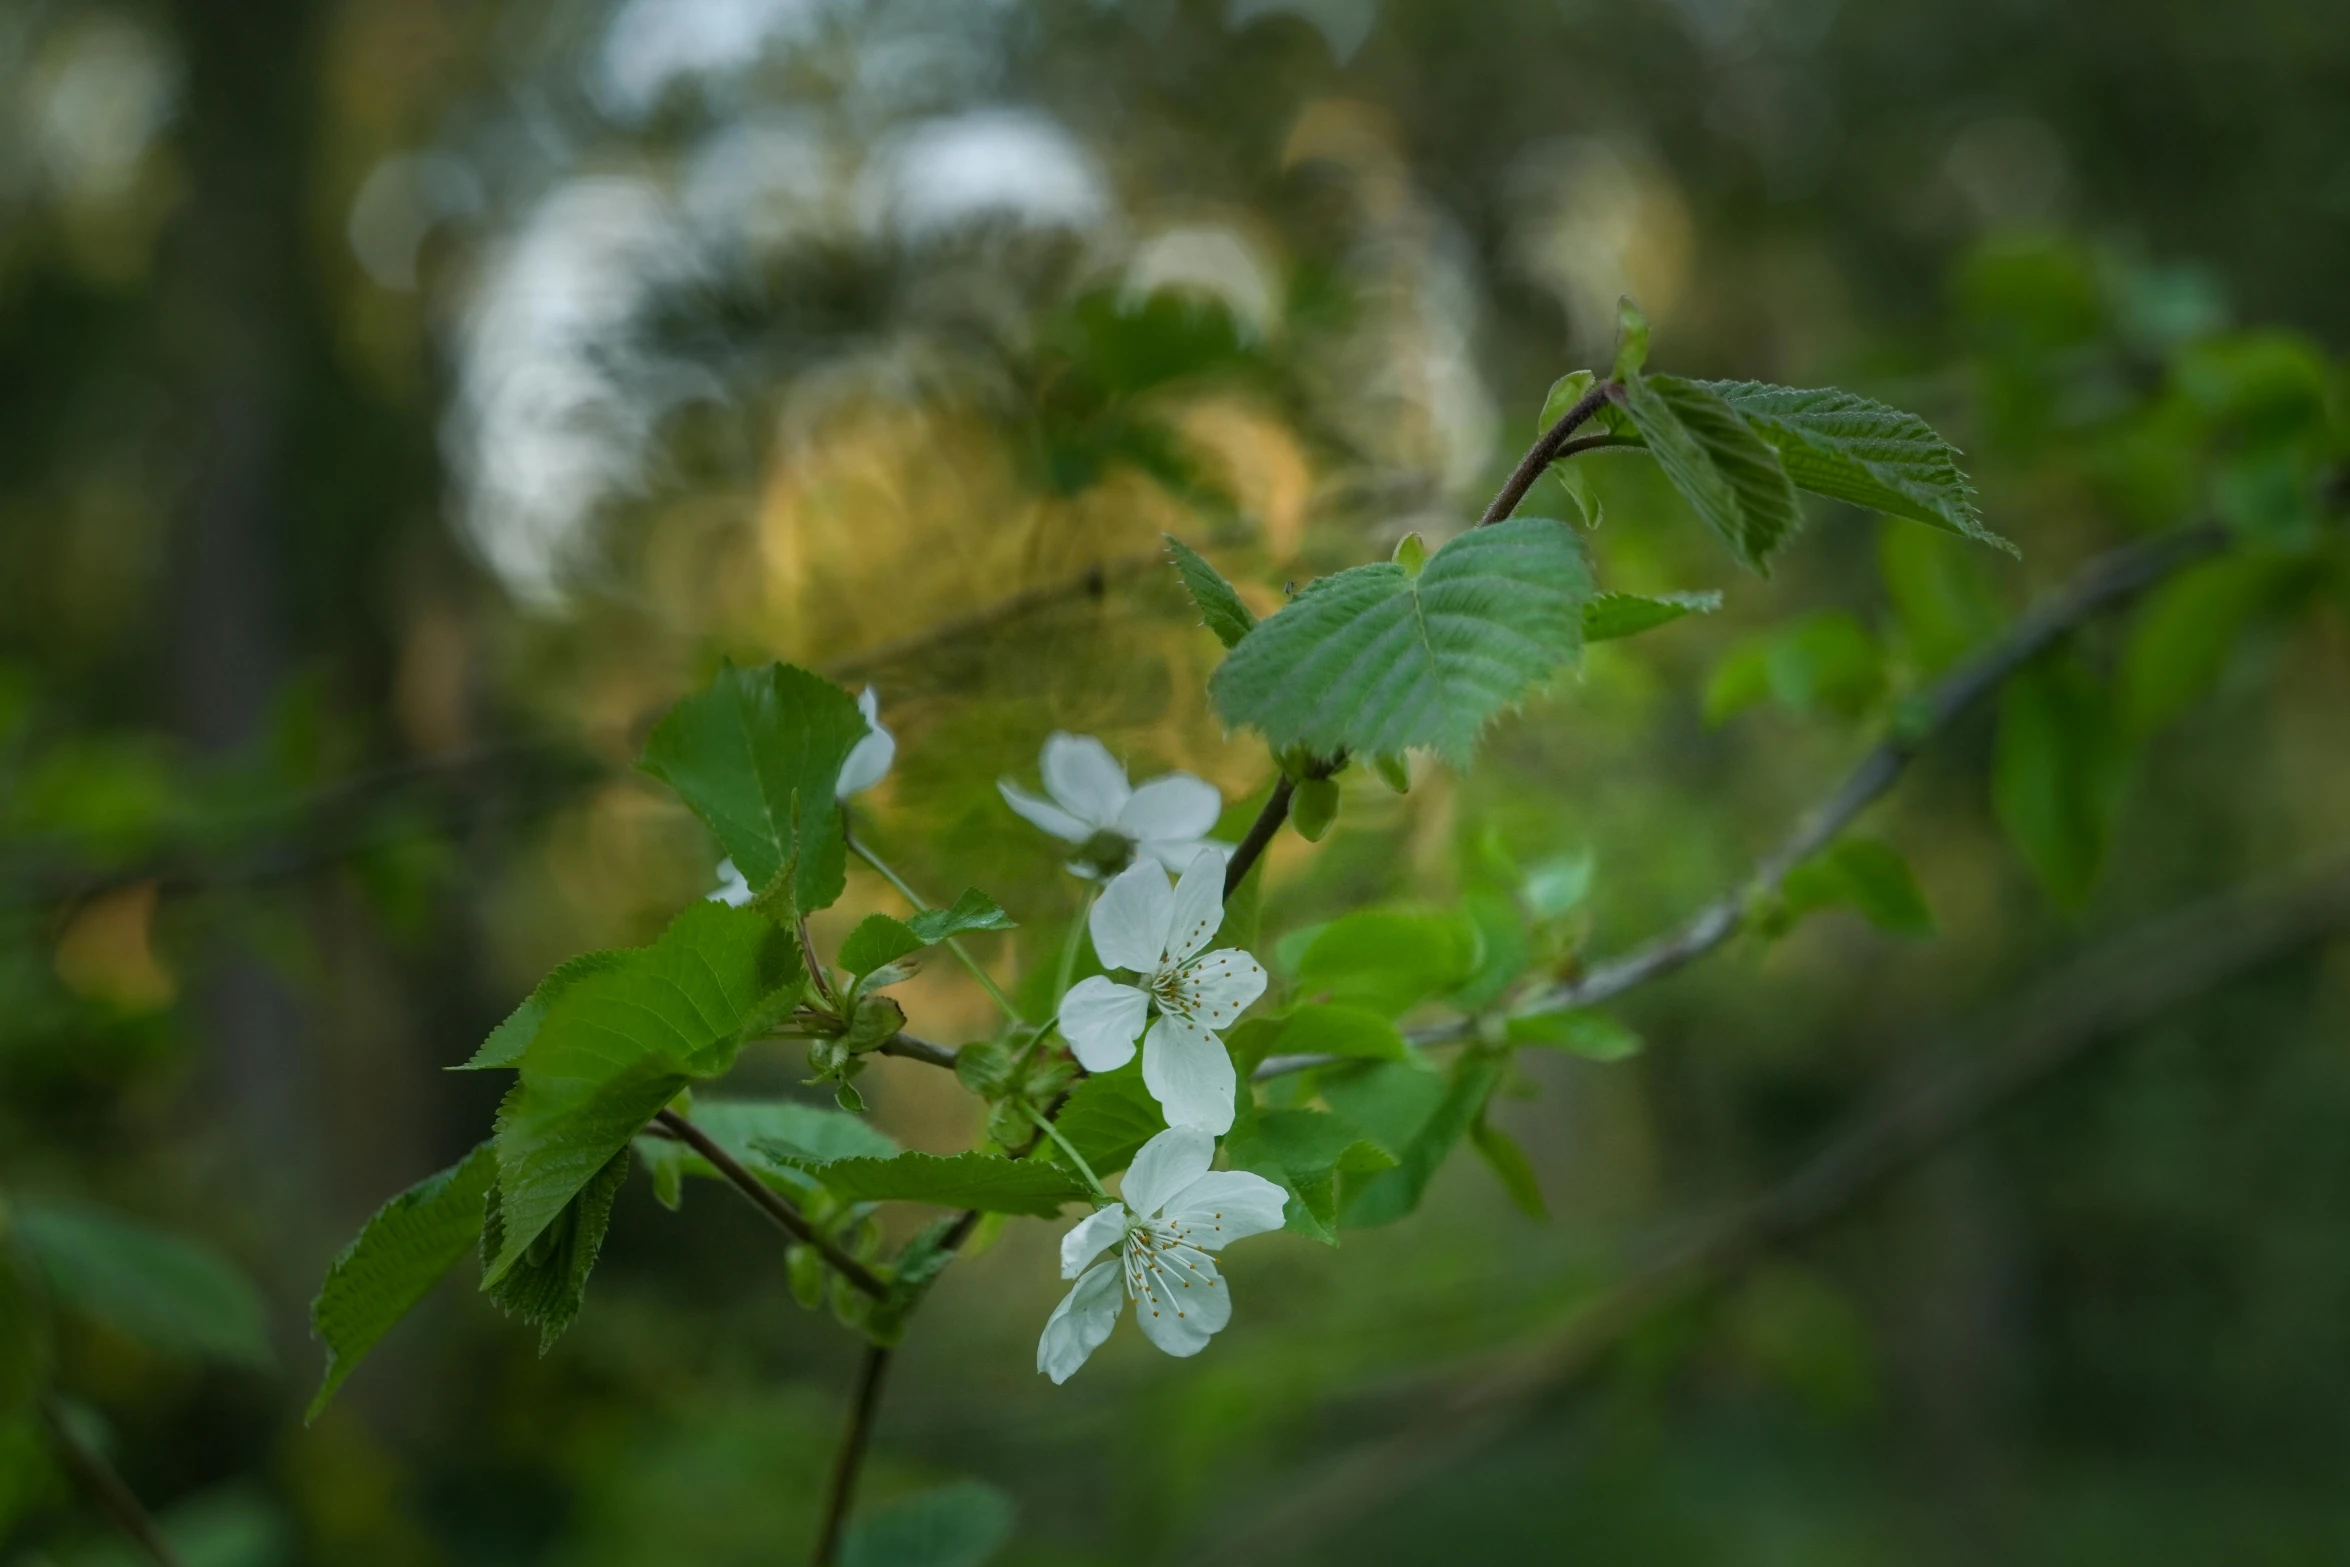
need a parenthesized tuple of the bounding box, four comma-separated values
(812, 1343, 893, 1566)
(1205, 853, 2350, 1563)
(1477, 381, 1616, 526)
(650, 1109, 889, 1299)
(1223, 776, 1297, 901)
(38, 1394, 185, 1567)
(877, 1031, 958, 1069)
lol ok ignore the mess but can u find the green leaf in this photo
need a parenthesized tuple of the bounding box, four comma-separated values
(1269, 1003, 1409, 1061)
(638, 661, 869, 914)
(767, 1152, 1089, 1218)
(13, 1201, 271, 1370)
(1049, 1068, 1166, 1178)
(1620, 373, 1801, 574)
(457, 949, 628, 1071)
(1337, 1054, 1505, 1228)
(481, 1151, 628, 1354)
(1522, 851, 1594, 920)
(1582, 590, 1721, 643)
(842, 1480, 1016, 1567)
(308, 1143, 495, 1419)
(2121, 554, 2287, 735)
(1701, 381, 2009, 554)
(1704, 612, 1883, 724)
(1506, 1011, 1642, 1060)
(1612, 296, 1650, 380)
(1224, 1107, 1395, 1244)
(1775, 839, 1936, 938)
(1164, 534, 1257, 649)
(1287, 910, 1482, 1017)
(485, 902, 804, 1285)
(1469, 1117, 1547, 1220)
(905, 890, 1016, 944)
(1449, 891, 1529, 1013)
(1994, 654, 2136, 912)
(840, 915, 925, 978)
(1208, 516, 1592, 765)
(1557, 462, 1604, 530)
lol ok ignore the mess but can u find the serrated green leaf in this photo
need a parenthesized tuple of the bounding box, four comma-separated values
(1209, 517, 1592, 764)
(1702, 381, 2010, 554)
(457, 949, 630, 1070)
(1468, 1116, 1547, 1220)
(1224, 1107, 1394, 1244)
(1506, 1011, 1642, 1060)
(1165, 535, 1257, 649)
(481, 1151, 628, 1354)
(308, 1143, 495, 1419)
(1049, 1068, 1166, 1178)
(638, 661, 868, 914)
(840, 915, 925, 978)
(842, 1480, 1016, 1567)
(906, 890, 1016, 944)
(1621, 373, 1802, 573)
(1994, 654, 2136, 912)
(1337, 1054, 1504, 1228)
(486, 902, 803, 1285)
(13, 1201, 271, 1370)
(1288, 910, 1482, 1017)
(766, 1151, 1088, 1218)
(1582, 590, 1722, 643)
(1776, 838, 1936, 938)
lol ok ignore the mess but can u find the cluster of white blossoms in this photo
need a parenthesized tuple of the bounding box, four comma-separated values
(1037, 1127, 1287, 1384)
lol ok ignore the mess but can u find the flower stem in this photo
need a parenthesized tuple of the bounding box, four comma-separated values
(1025, 1101, 1111, 1205)
(845, 829, 1023, 1023)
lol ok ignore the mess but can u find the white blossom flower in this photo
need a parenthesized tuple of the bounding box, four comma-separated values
(1037, 1126, 1287, 1383)
(999, 732, 1228, 877)
(1056, 851, 1266, 1134)
(836, 686, 895, 798)
(708, 857, 752, 905)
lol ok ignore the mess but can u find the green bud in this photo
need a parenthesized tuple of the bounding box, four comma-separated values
(1391, 531, 1429, 576)
(1613, 296, 1650, 380)
(1026, 1058, 1077, 1100)
(986, 1099, 1031, 1151)
(842, 994, 907, 1055)
(1373, 753, 1411, 793)
(787, 1244, 824, 1310)
(834, 1078, 866, 1113)
(954, 1040, 1016, 1098)
(1292, 776, 1340, 842)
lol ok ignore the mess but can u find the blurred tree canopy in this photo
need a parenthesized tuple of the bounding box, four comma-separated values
(2, 0, 2348, 1562)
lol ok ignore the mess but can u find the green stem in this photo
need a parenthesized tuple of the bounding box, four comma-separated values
(846, 830, 1022, 1024)
(1025, 1101, 1112, 1205)
(1055, 886, 1096, 1006)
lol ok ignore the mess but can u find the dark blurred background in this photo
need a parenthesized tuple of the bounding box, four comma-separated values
(3, 0, 2349, 1561)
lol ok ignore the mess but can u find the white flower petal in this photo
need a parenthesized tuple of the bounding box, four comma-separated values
(1115, 773, 1223, 844)
(1057, 977, 1147, 1073)
(1059, 1205, 1129, 1280)
(1141, 836, 1231, 875)
(1040, 732, 1131, 827)
(1037, 1259, 1124, 1384)
(1132, 1244, 1229, 1358)
(1120, 1126, 1216, 1219)
(1162, 850, 1227, 966)
(708, 858, 753, 906)
(1170, 948, 1267, 1031)
(1159, 1170, 1290, 1250)
(1090, 859, 1174, 974)
(1142, 1012, 1237, 1136)
(999, 780, 1092, 843)
(836, 726, 895, 797)
(856, 686, 881, 724)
